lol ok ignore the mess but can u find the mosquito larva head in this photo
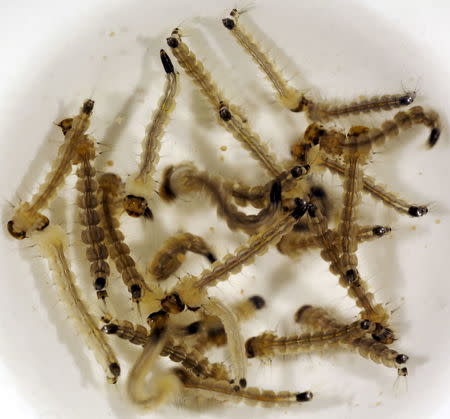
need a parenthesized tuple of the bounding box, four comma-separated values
(428, 127, 440, 148)
(147, 309, 169, 328)
(296, 391, 313, 402)
(130, 284, 142, 301)
(7, 220, 26, 240)
(160, 49, 175, 74)
(245, 337, 257, 358)
(290, 164, 310, 178)
(94, 277, 106, 291)
(294, 305, 313, 323)
(222, 17, 235, 30)
(372, 225, 391, 237)
(395, 354, 409, 364)
(399, 92, 416, 106)
(82, 99, 95, 115)
(239, 378, 247, 389)
(56, 118, 73, 135)
(102, 323, 119, 334)
(166, 36, 179, 48)
(248, 295, 266, 310)
(408, 205, 428, 217)
(161, 293, 185, 314)
(124, 195, 151, 218)
(291, 198, 309, 220)
(219, 103, 232, 121)
(307, 203, 317, 218)
(269, 180, 282, 204)
(206, 252, 217, 263)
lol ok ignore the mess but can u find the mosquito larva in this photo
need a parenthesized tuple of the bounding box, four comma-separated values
(222, 9, 303, 112)
(102, 320, 231, 381)
(98, 173, 161, 308)
(295, 306, 408, 375)
(245, 319, 375, 359)
(167, 198, 309, 310)
(321, 154, 429, 217)
(166, 28, 283, 176)
(147, 232, 216, 281)
(127, 325, 181, 409)
(32, 225, 120, 384)
(277, 224, 391, 258)
(173, 368, 313, 407)
(306, 91, 418, 122)
(73, 136, 110, 300)
(124, 50, 180, 219)
(307, 203, 391, 332)
(222, 9, 419, 123)
(338, 140, 368, 293)
(341, 106, 441, 149)
(7, 99, 94, 239)
(160, 162, 284, 235)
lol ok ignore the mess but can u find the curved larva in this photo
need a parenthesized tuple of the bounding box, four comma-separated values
(124, 50, 180, 218)
(201, 297, 247, 389)
(127, 326, 181, 409)
(277, 225, 391, 258)
(74, 136, 110, 300)
(306, 92, 417, 122)
(166, 29, 283, 176)
(7, 99, 94, 239)
(306, 204, 391, 328)
(102, 319, 231, 381)
(32, 225, 120, 384)
(98, 173, 162, 308)
(245, 320, 375, 359)
(295, 306, 408, 375)
(340, 106, 440, 149)
(174, 368, 313, 407)
(147, 232, 216, 281)
(160, 162, 282, 234)
(222, 9, 302, 111)
(161, 201, 307, 313)
(321, 155, 429, 217)
(172, 200, 308, 300)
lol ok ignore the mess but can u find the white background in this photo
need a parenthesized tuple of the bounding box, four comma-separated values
(0, 0, 449, 418)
